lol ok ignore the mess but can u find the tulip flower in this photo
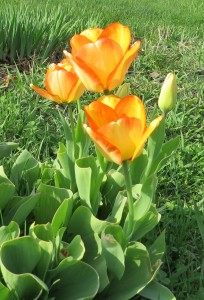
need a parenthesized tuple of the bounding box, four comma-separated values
(64, 22, 141, 93)
(158, 73, 177, 115)
(30, 62, 85, 103)
(83, 95, 163, 165)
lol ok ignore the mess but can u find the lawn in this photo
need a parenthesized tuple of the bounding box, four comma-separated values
(0, 0, 204, 299)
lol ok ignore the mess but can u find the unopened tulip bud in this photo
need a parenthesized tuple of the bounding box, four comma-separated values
(158, 73, 177, 115)
(116, 83, 131, 98)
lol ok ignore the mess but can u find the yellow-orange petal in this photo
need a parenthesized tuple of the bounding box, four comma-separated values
(68, 80, 85, 103)
(84, 101, 117, 130)
(115, 95, 146, 131)
(70, 34, 92, 56)
(107, 40, 141, 91)
(98, 95, 121, 109)
(83, 124, 122, 165)
(80, 28, 103, 42)
(75, 39, 123, 87)
(131, 115, 163, 161)
(45, 67, 78, 101)
(99, 22, 131, 54)
(30, 83, 58, 101)
(64, 51, 104, 92)
(98, 118, 143, 161)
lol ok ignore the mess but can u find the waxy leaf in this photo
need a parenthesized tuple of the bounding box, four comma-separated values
(0, 221, 20, 246)
(140, 281, 176, 300)
(0, 166, 15, 211)
(0, 142, 18, 160)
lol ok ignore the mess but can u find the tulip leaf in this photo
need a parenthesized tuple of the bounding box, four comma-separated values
(130, 149, 148, 184)
(10, 149, 40, 193)
(102, 242, 160, 299)
(148, 230, 166, 266)
(101, 225, 125, 280)
(0, 142, 18, 160)
(147, 117, 165, 161)
(49, 258, 99, 300)
(132, 205, 161, 240)
(3, 194, 39, 226)
(69, 206, 108, 236)
(0, 166, 16, 211)
(67, 235, 85, 261)
(75, 156, 103, 214)
(0, 236, 48, 299)
(34, 183, 72, 223)
(102, 170, 125, 205)
(149, 136, 180, 175)
(0, 282, 13, 300)
(30, 223, 54, 280)
(106, 191, 127, 223)
(51, 195, 74, 236)
(0, 221, 20, 246)
(139, 281, 176, 300)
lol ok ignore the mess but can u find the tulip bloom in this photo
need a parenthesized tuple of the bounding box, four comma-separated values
(64, 22, 141, 93)
(83, 95, 163, 165)
(158, 73, 177, 115)
(30, 61, 85, 103)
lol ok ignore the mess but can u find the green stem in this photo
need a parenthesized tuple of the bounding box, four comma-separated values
(122, 160, 134, 239)
(77, 99, 82, 113)
(68, 105, 77, 154)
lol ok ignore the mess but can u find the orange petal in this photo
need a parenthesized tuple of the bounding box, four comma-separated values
(99, 22, 131, 54)
(80, 28, 103, 42)
(45, 67, 78, 101)
(98, 118, 143, 161)
(83, 124, 122, 165)
(30, 83, 59, 102)
(70, 34, 92, 56)
(107, 40, 141, 91)
(75, 39, 123, 88)
(68, 79, 85, 103)
(98, 95, 121, 109)
(64, 51, 104, 92)
(115, 95, 146, 131)
(84, 101, 117, 130)
(131, 115, 163, 161)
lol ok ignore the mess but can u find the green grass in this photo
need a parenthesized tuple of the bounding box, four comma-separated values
(0, 0, 204, 299)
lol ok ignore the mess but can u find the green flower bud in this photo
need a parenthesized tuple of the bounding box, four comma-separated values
(116, 83, 131, 98)
(158, 73, 177, 115)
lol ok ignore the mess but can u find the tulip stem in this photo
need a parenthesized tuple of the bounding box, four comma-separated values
(68, 105, 76, 153)
(122, 160, 134, 240)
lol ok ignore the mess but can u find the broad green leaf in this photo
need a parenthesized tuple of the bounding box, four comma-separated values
(69, 206, 108, 236)
(130, 149, 148, 184)
(148, 230, 166, 266)
(10, 149, 40, 193)
(0, 142, 18, 160)
(0, 236, 48, 299)
(149, 136, 180, 175)
(30, 223, 54, 280)
(3, 193, 39, 225)
(49, 259, 99, 300)
(106, 191, 127, 223)
(0, 221, 20, 246)
(103, 242, 160, 299)
(101, 225, 125, 280)
(34, 183, 72, 223)
(0, 166, 15, 210)
(147, 118, 165, 161)
(89, 254, 109, 293)
(75, 156, 103, 214)
(51, 195, 74, 236)
(0, 282, 13, 300)
(102, 170, 125, 205)
(140, 281, 176, 300)
(124, 176, 158, 237)
(67, 235, 85, 261)
(132, 205, 161, 240)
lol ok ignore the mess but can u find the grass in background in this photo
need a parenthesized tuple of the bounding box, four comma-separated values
(0, 0, 204, 298)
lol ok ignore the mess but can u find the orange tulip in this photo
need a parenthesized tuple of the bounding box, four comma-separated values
(83, 95, 163, 165)
(30, 61, 85, 103)
(64, 22, 141, 93)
